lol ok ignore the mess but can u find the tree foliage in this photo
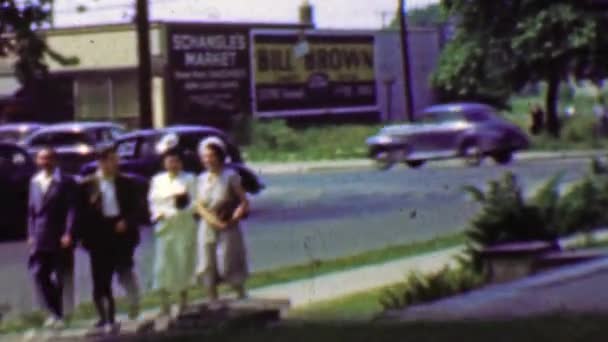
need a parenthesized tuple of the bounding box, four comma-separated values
(433, 0, 608, 136)
(1, 1, 79, 85)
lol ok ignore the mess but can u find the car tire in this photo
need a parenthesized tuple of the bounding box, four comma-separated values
(405, 160, 425, 169)
(492, 151, 513, 165)
(461, 141, 483, 167)
(372, 148, 397, 171)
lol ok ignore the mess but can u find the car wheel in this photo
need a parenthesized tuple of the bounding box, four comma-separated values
(373, 149, 397, 171)
(405, 160, 425, 169)
(492, 151, 513, 165)
(461, 142, 483, 167)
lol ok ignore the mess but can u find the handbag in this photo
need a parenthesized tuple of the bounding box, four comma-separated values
(174, 192, 191, 210)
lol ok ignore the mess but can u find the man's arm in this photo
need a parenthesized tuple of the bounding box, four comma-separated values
(62, 177, 79, 247)
(27, 180, 36, 244)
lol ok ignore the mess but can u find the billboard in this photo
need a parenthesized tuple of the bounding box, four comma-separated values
(252, 30, 378, 117)
(167, 25, 251, 124)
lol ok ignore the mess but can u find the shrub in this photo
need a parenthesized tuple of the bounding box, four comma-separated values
(379, 266, 483, 311)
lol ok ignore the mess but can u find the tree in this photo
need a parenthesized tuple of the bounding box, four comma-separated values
(434, 0, 608, 137)
(1, 1, 78, 120)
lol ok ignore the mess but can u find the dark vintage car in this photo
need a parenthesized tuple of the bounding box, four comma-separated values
(0, 143, 36, 239)
(80, 125, 265, 195)
(0, 123, 45, 144)
(366, 103, 530, 169)
(22, 122, 127, 174)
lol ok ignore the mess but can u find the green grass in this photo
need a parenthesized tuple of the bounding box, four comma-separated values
(288, 285, 398, 321)
(0, 233, 465, 334)
(242, 120, 382, 162)
(129, 315, 608, 342)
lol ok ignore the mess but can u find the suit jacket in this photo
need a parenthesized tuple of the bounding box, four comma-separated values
(27, 171, 76, 253)
(72, 173, 142, 251)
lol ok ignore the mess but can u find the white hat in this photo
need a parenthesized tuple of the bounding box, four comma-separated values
(156, 133, 179, 155)
(198, 136, 227, 159)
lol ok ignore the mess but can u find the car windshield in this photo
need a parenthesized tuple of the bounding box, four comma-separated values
(30, 131, 95, 147)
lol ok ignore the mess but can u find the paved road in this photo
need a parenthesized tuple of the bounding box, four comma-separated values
(0, 158, 594, 317)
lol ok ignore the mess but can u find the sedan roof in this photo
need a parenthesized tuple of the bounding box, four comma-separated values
(0, 123, 45, 131)
(42, 122, 124, 132)
(118, 125, 227, 140)
(423, 102, 496, 115)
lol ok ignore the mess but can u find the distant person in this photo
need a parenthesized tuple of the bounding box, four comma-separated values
(529, 103, 544, 135)
(196, 137, 250, 301)
(148, 134, 198, 316)
(68, 146, 141, 333)
(594, 98, 608, 136)
(27, 147, 76, 329)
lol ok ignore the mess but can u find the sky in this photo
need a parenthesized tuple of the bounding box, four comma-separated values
(53, 0, 440, 29)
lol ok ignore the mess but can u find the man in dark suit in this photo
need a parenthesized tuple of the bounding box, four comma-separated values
(67, 146, 141, 332)
(27, 147, 76, 329)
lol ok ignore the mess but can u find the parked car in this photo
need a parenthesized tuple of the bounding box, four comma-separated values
(22, 122, 127, 174)
(0, 123, 45, 144)
(80, 125, 265, 194)
(366, 103, 530, 170)
(0, 143, 36, 239)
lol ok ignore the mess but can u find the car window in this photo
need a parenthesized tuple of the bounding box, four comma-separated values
(116, 138, 138, 159)
(464, 111, 492, 122)
(139, 136, 161, 158)
(98, 129, 115, 143)
(111, 127, 126, 139)
(419, 113, 441, 124)
(29, 132, 94, 147)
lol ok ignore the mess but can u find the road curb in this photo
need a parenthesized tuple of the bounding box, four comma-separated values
(251, 150, 608, 175)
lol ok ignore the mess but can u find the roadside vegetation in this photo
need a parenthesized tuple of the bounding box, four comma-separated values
(236, 90, 608, 163)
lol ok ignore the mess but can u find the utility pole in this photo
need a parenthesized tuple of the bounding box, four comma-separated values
(398, 0, 415, 122)
(136, 0, 153, 128)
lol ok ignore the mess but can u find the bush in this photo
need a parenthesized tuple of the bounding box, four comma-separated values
(464, 161, 608, 269)
(381, 160, 608, 313)
(379, 266, 483, 311)
(463, 172, 559, 270)
(243, 120, 380, 162)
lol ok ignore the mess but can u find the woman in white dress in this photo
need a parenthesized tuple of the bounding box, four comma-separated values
(196, 137, 250, 300)
(148, 136, 198, 315)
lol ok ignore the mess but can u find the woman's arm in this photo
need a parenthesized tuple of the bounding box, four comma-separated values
(229, 173, 250, 224)
(196, 201, 228, 230)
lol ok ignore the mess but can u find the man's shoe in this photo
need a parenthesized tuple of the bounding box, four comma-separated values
(43, 317, 57, 328)
(52, 319, 66, 330)
(104, 322, 121, 335)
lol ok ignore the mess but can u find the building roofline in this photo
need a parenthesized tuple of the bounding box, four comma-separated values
(42, 20, 312, 36)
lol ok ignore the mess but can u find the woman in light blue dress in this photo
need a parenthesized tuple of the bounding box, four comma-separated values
(148, 137, 198, 315)
(196, 137, 250, 301)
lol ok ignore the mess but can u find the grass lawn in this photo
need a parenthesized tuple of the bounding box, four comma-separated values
(287, 285, 398, 321)
(0, 233, 465, 334)
(136, 315, 608, 342)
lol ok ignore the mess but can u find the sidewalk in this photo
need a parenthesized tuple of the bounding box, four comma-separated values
(249, 150, 608, 175)
(3, 247, 463, 341)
